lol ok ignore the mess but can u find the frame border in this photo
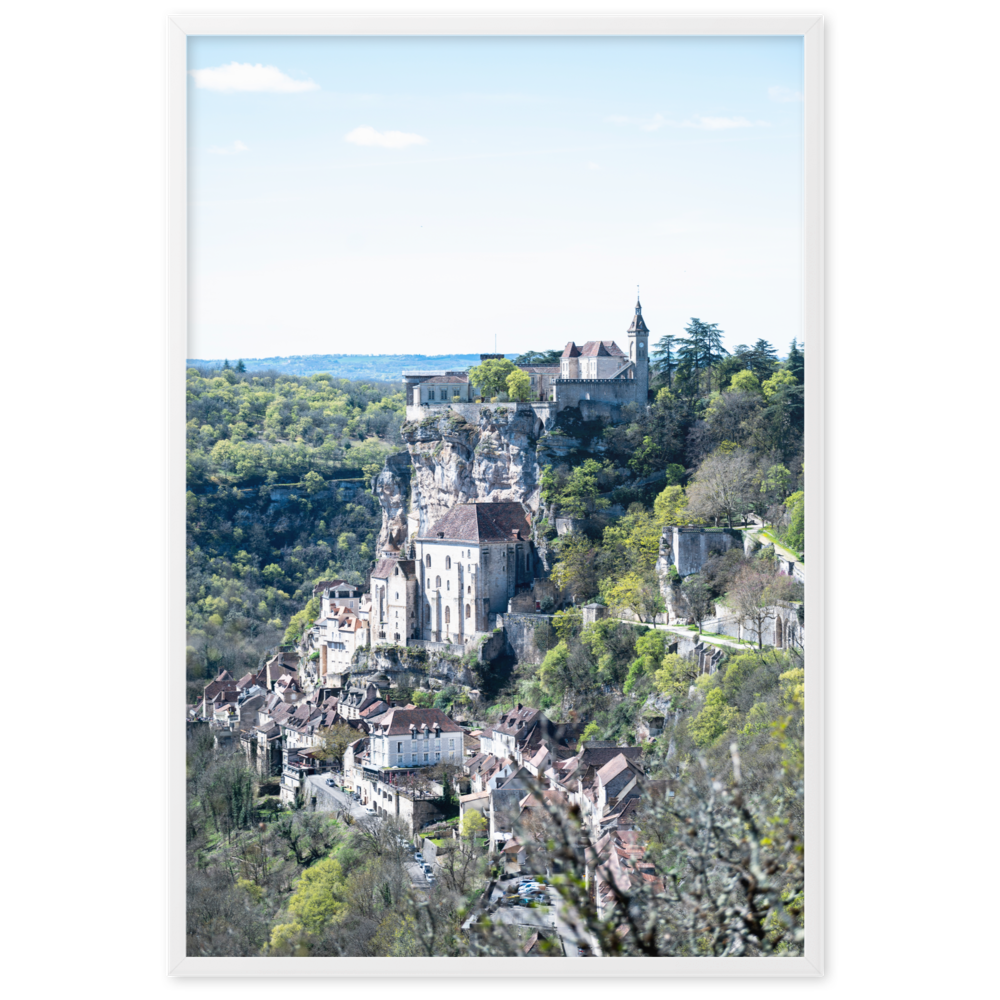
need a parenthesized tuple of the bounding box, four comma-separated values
(167, 13, 824, 978)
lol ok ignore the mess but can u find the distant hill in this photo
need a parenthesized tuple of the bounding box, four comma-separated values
(185, 353, 506, 382)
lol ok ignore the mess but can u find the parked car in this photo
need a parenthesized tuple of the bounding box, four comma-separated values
(325, 777, 336, 787)
(414, 852, 423, 862)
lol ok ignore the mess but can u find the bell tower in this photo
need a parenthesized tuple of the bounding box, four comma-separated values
(626, 295, 650, 403)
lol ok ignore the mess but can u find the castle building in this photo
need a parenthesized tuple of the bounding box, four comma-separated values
(556, 297, 650, 403)
(402, 296, 651, 416)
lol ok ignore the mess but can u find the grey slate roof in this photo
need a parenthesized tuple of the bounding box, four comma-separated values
(626, 298, 649, 334)
(420, 502, 530, 543)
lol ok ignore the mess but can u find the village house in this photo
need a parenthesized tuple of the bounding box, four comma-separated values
(366, 706, 465, 770)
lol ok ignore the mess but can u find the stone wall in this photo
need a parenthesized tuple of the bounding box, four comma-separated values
(553, 378, 643, 411)
(405, 400, 556, 426)
(664, 526, 742, 577)
(478, 630, 510, 663)
(496, 612, 553, 665)
(708, 602, 805, 649)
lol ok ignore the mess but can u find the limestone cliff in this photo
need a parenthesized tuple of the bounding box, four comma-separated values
(373, 451, 412, 556)
(376, 404, 572, 551)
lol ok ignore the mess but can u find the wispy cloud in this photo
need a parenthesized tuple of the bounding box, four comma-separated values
(768, 85, 803, 103)
(209, 140, 249, 155)
(608, 114, 767, 131)
(190, 62, 318, 93)
(344, 126, 429, 149)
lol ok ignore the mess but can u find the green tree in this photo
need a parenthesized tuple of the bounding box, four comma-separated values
(551, 606, 583, 641)
(288, 857, 348, 933)
(302, 470, 325, 493)
(576, 721, 602, 748)
(467, 358, 516, 399)
(604, 570, 666, 624)
(689, 687, 740, 747)
(675, 318, 728, 397)
(654, 484, 694, 527)
(786, 339, 805, 384)
(602, 508, 662, 575)
(686, 448, 758, 528)
(653, 651, 700, 702)
(681, 573, 714, 632)
(460, 810, 486, 838)
(746, 338, 779, 379)
(762, 368, 798, 400)
(560, 459, 610, 518)
(623, 628, 667, 694)
(728, 370, 761, 394)
(650, 333, 680, 388)
(506, 368, 531, 401)
(316, 722, 359, 766)
(784, 491, 805, 551)
(513, 349, 561, 365)
(235, 358, 247, 373)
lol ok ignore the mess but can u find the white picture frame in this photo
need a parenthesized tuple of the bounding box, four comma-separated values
(163, 14, 824, 989)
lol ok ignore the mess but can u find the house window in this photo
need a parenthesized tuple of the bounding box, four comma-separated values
(435, 575, 441, 588)
(426, 554, 431, 567)
(445, 556, 451, 569)
(428, 390, 436, 400)
(465, 603, 471, 619)
(446, 580, 450, 590)
(435, 752, 440, 761)
(397, 742, 402, 753)
(481, 550, 489, 565)
(395, 592, 399, 600)
(424, 753, 429, 762)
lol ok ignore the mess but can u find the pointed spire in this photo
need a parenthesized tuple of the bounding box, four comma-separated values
(627, 294, 649, 335)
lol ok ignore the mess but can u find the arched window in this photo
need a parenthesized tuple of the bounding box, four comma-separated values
(444, 607, 451, 624)
(425, 554, 431, 567)
(465, 604, 471, 619)
(435, 575, 441, 588)
(445, 556, 451, 570)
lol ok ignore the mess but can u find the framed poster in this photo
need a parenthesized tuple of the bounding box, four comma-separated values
(164, 14, 824, 983)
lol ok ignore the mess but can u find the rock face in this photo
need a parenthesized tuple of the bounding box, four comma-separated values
(378, 405, 559, 546)
(373, 451, 412, 556)
(352, 646, 477, 689)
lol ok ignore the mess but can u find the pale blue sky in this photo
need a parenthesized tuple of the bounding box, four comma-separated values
(188, 35, 803, 360)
